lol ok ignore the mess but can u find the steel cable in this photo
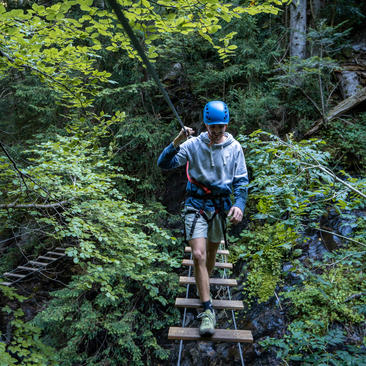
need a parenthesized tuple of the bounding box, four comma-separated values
(105, 0, 188, 137)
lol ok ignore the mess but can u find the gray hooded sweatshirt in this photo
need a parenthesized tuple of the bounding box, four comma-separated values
(157, 132, 248, 212)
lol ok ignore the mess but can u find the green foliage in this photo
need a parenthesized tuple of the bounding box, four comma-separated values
(272, 21, 352, 134)
(0, 0, 365, 364)
(324, 114, 366, 173)
(282, 259, 365, 332)
(0, 0, 289, 111)
(0, 286, 56, 366)
(241, 131, 366, 363)
(232, 223, 297, 303)
(261, 320, 366, 365)
(0, 73, 62, 139)
(234, 131, 366, 365)
(322, 0, 366, 28)
(1, 114, 182, 364)
(243, 131, 365, 220)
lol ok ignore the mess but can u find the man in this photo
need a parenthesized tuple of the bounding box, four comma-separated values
(157, 101, 248, 336)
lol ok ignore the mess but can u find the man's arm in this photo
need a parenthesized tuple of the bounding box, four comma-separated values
(228, 145, 249, 224)
(157, 127, 194, 169)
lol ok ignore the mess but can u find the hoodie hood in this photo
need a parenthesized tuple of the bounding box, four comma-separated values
(199, 131, 235, 148)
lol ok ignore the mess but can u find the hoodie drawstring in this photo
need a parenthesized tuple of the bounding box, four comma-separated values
(210, 145, 214, 167)
(222, 145, 226, 166)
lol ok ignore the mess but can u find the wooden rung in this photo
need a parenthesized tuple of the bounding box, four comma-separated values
(175, 298, 244, 310)
(0, 282, 12, 286)
(168, 327, 253, 343)
(179, 277, 237, 287)
(47, 251, 65, 256)
(38, 256, 58, 261)
(182, 259, 232, 269)
(18, 266, 39, 272)
(55, 247, 66, 251)
(29, 261, 48, 266)
(4, 272, 26, 278)
(184, 247, 229, 255)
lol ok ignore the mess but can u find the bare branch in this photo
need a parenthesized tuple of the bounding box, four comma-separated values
(0, 140, 29, 191)
(345, 292, 366, 302)
(0, 201, 68, 209)
(315, 227, 366, 248)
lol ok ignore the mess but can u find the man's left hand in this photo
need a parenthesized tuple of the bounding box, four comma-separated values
(227, 206, 243, 225)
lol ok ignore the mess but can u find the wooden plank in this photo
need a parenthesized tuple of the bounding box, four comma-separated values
(168, 327, 253, 343)
(179, 277, 237, 287)
(182, 259, 232, 269)
(29, 261, 48, 266)
(185, 247, 229, 255)
(18, 266, 39, 272)
(38, 256, 58, 261)
(55, 247, 66, 251)
(0, 282, 12, 286)
(47, 251, 65, 256)
(175, 298, 244, 310)
(4, 272, 26, 278)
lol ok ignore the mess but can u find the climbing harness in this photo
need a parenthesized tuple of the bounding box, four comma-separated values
(185, 161, 228, 242)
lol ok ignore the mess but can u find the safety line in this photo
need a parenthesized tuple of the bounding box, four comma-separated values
(177, 251, 192, 366)
(105, 0, 188, 136)
(222, 243, 245, 366)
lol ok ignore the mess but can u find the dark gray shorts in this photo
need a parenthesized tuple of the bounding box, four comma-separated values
(184, 206, 224, 242)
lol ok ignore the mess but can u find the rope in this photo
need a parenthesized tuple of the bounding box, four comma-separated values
(105, 0, 188, 136)
(177, 251, 192, 366)
(222, 240, 245, 366)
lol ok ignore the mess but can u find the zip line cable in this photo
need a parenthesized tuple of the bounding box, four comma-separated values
(105, 0, 188, 137)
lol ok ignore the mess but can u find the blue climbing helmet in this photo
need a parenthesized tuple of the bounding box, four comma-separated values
(203, 101, 230, 125)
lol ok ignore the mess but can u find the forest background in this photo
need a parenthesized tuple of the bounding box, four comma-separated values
(0, 0, 365, 365)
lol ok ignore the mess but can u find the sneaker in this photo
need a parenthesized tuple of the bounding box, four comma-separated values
(197, 309, 216, 336)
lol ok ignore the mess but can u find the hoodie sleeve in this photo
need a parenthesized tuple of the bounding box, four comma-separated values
(157, 142, 189, 170)
(232, 144, 249, 212)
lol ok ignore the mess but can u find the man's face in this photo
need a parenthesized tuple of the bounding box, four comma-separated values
(205, 123, 227, 144)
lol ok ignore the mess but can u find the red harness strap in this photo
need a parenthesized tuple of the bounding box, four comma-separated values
(186, 162, 212, 195)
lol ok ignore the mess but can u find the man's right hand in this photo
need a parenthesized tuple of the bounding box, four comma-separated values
(173, 126, 195, 148)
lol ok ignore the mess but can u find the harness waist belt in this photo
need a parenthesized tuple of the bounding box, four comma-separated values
(187, 193, 230, 200)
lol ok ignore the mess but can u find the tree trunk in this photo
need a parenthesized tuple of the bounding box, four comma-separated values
(290, 0, 307, 59)
(304, 86, 366, 136)
(312, 0, 322, 19)
(96, 0, 105, 9)
(338, 70, 360, 99)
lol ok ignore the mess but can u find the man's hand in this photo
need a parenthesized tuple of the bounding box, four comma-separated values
(227, 206, 243, 225)
(173, 126, 194, 148)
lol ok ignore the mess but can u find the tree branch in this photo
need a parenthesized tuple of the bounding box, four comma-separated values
(0, 140, 29, 191)
(0, 47, 86, 111)
(314, 227, 366, 248)
(345, 292, 366, 302)
(0, 201, 68, 209)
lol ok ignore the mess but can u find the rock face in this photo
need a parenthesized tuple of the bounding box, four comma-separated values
(337, 29, 366, 98)
(339, 70, 360, 98)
